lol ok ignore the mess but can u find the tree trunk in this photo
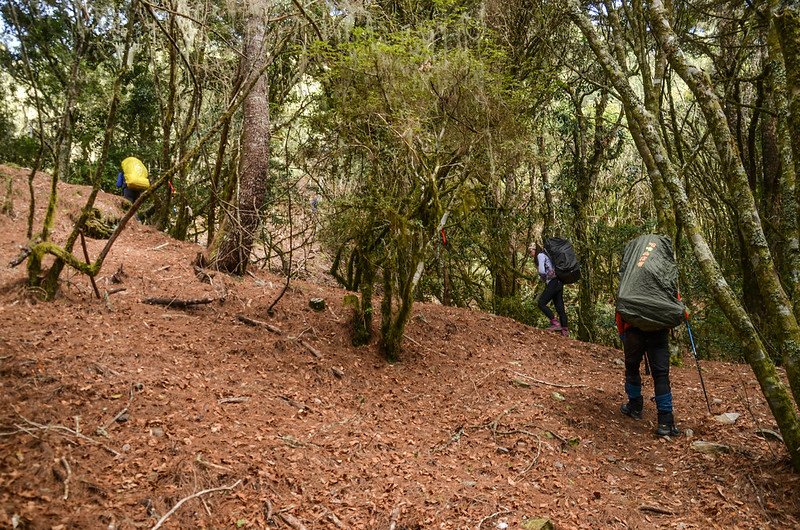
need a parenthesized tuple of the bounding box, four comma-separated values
(154, 9, 178, 231)
(207, 65, 243, 246)
(538, 135, 555, 236)
(774, 7, 800, 313)
(775, 8, 800, 184)
(208, 5, 271, 275)
(768, 16, 800, 313)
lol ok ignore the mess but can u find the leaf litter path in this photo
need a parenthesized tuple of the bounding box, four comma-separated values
(0, 164, 798, 529)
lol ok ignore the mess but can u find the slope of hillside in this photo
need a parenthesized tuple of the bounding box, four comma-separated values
(1, 165, 798, 529)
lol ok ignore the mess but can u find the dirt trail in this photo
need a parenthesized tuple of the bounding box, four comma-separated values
(1, 165, 798, 529)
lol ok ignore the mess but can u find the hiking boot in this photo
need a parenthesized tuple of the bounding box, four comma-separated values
(620, 396, 643, 420)
(656, 411, 679, 437)
(656, 423, 680, 437)
(560, 327, 569, 338)
(546, 318, 561, 331)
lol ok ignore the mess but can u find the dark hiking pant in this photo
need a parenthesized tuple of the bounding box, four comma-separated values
(122, 186, 142, 203)
(623, 327, 672, 413)
(538, 279, 567, 328)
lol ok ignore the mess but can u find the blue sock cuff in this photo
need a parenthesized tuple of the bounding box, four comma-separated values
(654, 392, 673, 412)
(625, 383, 642, 399)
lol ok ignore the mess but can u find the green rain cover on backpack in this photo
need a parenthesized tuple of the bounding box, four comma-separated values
(616, 234, 686, 331)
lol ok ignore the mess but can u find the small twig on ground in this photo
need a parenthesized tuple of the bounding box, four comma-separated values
(60, 456, 72, 500)
(12, 414, 120, 456)
(510, 370, 586, 388)
(218, 396, 250, 404)
(388, 504, 403, 530)
(515, 438, 543, 479)
(278, 512, 308, 530)
(97, 382, 137, 436)
(153, 265, 171, 272)
(236, 314, 282, 334)
(142, 296, 215, 308)
(97, 406, 128, 436)
(317, 504, 347, 529)
(748, 475, 769, 518)
(299, 340, 321, 359)
(263, 499, 273, 522)
(432, 425, 467, 453)
(475, 508, 511, 529)
(327, 304, 340, 321)
(196, 452, 232, 472)
(638, 504, 674, 515)
(546, 430, 569, 445)
(403, 334, 422, 347)
(483, 407, 517, 441)
(278, 396, 309, 411)
(150, 480, 242, 530)
(150, 242, 169, 251)
(106, 287, 126, 295)
(294, 326, 314, 340)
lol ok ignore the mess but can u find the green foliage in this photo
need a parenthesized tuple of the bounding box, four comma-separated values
(678, 246, 748, 362)
(313, 18, 537, 359)
(493, 292, 540, 327)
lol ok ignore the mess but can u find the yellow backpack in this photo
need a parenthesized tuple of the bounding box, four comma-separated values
(121, 157, 150, 191)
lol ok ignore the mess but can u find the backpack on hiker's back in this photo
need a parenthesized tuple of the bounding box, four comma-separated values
(121, 157, 150, 191)
(616, 234, 686, 331)
(544, 237, 581, 284)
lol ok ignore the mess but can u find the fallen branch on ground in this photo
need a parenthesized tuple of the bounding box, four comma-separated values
(510, 370, 586, 388)
(150, 480, 242, 530)
(638, 504, 674, 515)
(10, 413, 120, 457)
(60, 457, 72, 500)
(388, 504, 403, 530)
(218, 396, 250, 404)
(142, 296, 215, 308)
(317, 505, 347, 529)
(236, 314, 282, 334)
(278, 512, 308, 530)
(300, 340, 321, 359)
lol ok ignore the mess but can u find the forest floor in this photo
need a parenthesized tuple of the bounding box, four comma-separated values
(1, 163, 799, 530)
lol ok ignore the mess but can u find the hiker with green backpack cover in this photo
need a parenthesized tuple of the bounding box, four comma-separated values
(616, 234, 687, 437)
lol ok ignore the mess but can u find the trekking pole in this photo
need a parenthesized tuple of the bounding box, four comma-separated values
(686, 320, 712, 414)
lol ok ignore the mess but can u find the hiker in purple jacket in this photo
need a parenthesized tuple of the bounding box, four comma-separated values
(530, 243, 568, 337)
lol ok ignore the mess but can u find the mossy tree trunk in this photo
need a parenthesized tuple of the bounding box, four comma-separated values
(775, 6, 800, 315)
(380, 238, 420, 363)
(152, 8, 178, 231)
(776, 7, 800, 185)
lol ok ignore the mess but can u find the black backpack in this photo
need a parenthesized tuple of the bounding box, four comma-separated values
(544, 237, 581, 284)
